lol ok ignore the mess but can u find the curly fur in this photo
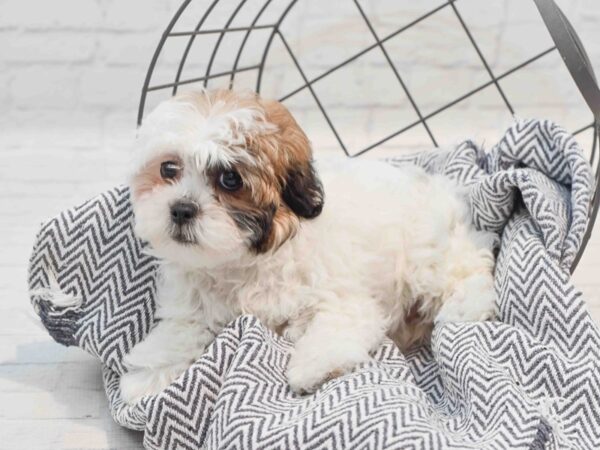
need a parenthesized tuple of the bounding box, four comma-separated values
(120, 89, 496, 403)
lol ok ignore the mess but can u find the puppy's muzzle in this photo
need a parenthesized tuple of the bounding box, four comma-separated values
(170, 201, 199, 226)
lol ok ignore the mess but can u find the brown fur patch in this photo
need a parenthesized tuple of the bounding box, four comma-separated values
(325, 368, 345, 381)
(185, 89, 322, 252)
(274, 320, 289, 336)
(131, 153, 182, 198)
(391, 299, 434, 352)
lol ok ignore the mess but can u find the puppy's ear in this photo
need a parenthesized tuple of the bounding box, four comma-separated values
(259, 97, 324, 219)
(283, 163, 324, 218)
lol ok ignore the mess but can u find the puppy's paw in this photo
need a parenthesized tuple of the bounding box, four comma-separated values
(287, 360, 344, 394)
(120, 370, 159, 404)
(119, 364, 187, 404)
(286, 345, 368, 394)
(436, 273, 497, 323)
(436, 298, 496, 323)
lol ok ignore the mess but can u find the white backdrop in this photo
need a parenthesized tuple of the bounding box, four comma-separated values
(3, 0, 599, 304)
(1, 1, 600, 447)
(2, 0, 599, 148)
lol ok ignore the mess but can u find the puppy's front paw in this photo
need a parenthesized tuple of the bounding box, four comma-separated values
(120, 370, 159, 404)
(436, 274, 497, 323)
(119, 364, 187, 404)
(287, 358, 343, 395)
(286, 345, 368, 394)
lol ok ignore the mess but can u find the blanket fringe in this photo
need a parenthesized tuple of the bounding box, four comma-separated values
(536, 397, 574, 449)
(30, 268, 82, 310)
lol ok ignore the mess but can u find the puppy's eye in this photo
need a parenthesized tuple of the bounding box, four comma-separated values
(160, 161, 180, 180)
(218, 170, 243, 191)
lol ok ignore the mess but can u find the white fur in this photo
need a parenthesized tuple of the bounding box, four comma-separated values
(131, 93, 274, 175)
(120, 98, 496, 403)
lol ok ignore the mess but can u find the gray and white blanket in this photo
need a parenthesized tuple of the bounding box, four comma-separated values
(29, 119, 600, 449)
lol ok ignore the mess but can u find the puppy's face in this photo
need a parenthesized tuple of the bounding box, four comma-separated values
(130, 90, 323, 269)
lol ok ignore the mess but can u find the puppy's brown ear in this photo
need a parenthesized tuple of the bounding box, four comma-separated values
(283, 163, 324, 218)
(259, 97, 324, 219)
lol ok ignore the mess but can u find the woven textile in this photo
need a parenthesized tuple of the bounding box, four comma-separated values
(29, 119, 599, 449)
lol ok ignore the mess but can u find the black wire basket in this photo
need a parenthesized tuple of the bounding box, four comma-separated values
(137, 0, 600, 271)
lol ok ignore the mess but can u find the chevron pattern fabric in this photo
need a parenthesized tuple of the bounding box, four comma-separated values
(28, 119, 599, 449)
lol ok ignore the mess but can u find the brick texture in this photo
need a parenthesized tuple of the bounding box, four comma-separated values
(1, 1, 599, 447)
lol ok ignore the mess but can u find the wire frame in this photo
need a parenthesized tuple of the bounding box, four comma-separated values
(138, 0, 600, 272)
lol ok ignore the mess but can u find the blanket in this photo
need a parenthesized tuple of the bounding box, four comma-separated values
(28, 119, 600, 449)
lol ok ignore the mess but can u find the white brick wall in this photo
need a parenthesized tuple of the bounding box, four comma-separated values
(1, 0, 598, 142)
(1, 2, 600, 447)
(0, 3, 598, 258)
(0, 0, 599, 300)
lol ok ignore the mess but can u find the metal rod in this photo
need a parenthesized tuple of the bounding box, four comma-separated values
(255, 0, 297, 93)
(147, 65, 260, 92)
(573, 123, 594, 135)
(172, 0, 220, 96)
(137, 0, 192, 125)
(230, 0, 273, 86)
(203, 0, 248, 88)
(277, 31, 349, 155)
(353, 0, 438, 147)
(352, 47, 558, 157)
(532, 0, 600, 271)
(169, 24, 276, 37)
(587, 123, 599, 180)
(534, 0, 600, 123)
(590, 123, 598, 167)
(352, 120, 424, 158)
(279, 1, 454, 102)
(450, 2, 515, 115)
(571, 124, 600, 272)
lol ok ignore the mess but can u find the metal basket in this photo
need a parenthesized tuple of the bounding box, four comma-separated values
(137, 0, 600, 271)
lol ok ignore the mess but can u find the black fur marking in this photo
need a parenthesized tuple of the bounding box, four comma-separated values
(231, 204, 276, 253)
(282, 165, 324, 219)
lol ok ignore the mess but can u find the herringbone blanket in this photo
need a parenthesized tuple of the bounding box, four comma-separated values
(29, 119, 599, 449)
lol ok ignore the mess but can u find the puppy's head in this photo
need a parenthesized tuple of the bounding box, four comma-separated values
(130, 89, 323, 268)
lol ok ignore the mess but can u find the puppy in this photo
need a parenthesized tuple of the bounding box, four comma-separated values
(120, 89, 496, 403)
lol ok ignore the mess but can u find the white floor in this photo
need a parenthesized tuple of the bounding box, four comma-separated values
(0, 129, 599, 450)
(0, 137, 147, 449)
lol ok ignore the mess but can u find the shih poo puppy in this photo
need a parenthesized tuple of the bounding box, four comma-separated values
(120, 89, 496, 403)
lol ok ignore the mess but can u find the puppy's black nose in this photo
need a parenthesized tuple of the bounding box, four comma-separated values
(170, 201, 199, 225)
